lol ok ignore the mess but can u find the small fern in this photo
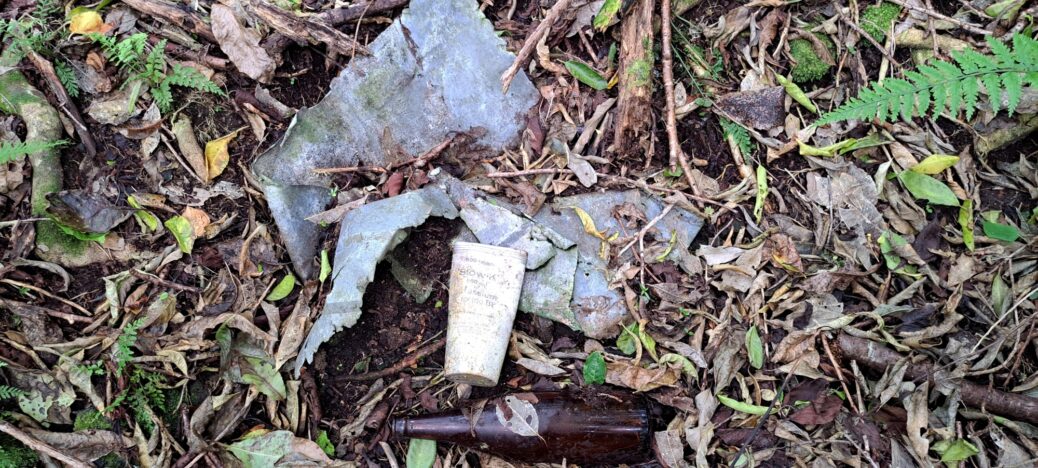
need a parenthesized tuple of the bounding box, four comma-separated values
(90, 34, 225, 112)
(55, 60, 80, 98)
(0, 140, 65, 165)
(114, 317, 145, 377)
(720, 117, 755, 156)
(817, 33, 1038, 125)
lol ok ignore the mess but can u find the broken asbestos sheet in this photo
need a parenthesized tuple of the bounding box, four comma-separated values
(293, 174, 704, 375)
(251, 0, 539, 279)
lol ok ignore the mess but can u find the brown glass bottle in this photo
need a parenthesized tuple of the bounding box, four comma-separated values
(390, 391, 652, 464)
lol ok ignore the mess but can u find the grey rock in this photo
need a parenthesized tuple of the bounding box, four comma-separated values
(252, 0, 538, 279)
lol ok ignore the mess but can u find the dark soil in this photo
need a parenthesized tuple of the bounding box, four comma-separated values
(313, 217, 459, 422)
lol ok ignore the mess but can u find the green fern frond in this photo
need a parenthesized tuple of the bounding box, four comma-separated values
(166, 64, 225, 96)
(152, 80, 173, 112)
(54, 60, 80, 98)
(720, 117, 755, 156)
(0, 385, 24, 400)
(114, 317, 145, 377)
(817, 33, 1038, 126)
(0, 140, 65, 165)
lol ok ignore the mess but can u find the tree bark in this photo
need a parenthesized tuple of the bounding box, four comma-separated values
(612, 0, 656, 157)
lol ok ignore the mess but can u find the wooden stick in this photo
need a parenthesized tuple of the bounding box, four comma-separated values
(612, 0, 655, 156)
(24, 51, 96, 157)
(316, 0, 410, 25)
(500, 0, 572, 93)
(661, 0, 680, 171)
(660, 0, 701, 198)
(330, 338, 445, 381)
(121, 0, 216, 42)
(486, 168, 569, 178)
(0, 422, 91, 468)
(835, 334, 1038, 425)
(244, 0, 369, 57)
(130, 269, 202, 294)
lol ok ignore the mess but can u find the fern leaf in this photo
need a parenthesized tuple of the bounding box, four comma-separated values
(0, 385, 24, 400)
(54, 60, 79, 98)
(816, 33, 1038, 126)
(0, 140, 64, 164)
(167, 64, 225, 96)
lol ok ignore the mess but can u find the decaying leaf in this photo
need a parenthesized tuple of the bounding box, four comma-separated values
(606, 361, 679, 392)
(494, 395, 540, 437)
(211, 4, 276, 83)
(204, 129, 240, 183)
(69, 10, 112, 35)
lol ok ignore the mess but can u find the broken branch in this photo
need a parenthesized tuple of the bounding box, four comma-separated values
(612, 0, 656, 157)
(330, 338, 445, 381)
(244, 0, 369, 57)
(0, 421, 91, 468)
(835, 334, 1038, 425)
(500, 0, 572, 93)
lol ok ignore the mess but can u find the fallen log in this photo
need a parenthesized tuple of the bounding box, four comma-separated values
(835, 334, 1038, 426)
(612, 0, 656, 157)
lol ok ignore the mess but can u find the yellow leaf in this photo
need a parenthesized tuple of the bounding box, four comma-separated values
(910, 154, 960, 174)
(69, 11, 111, 35)
(204, 130, 239, 182)
(571, 207, 607, 240)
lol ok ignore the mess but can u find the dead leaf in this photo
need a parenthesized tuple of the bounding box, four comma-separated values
(789, 394, 842, 426)
(27, 429, 131, 461)
(172, 115, 208, 183)
(205, 129, 240, 183)
(494, 395, 540, 437)
(211, 4, 276, 83)
(182, 207, 211, 237)
(714, 87, 786, 130)
(515, 357, 567, 376)
(606, 361, 679, 392)
(69, 10, 112, 35)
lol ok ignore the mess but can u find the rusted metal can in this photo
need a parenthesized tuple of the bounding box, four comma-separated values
(444, 242, 527, 386)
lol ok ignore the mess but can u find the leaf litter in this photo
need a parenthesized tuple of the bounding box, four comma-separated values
(0, 0, 1037, 466)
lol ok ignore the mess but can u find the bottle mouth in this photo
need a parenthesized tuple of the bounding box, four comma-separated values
(389, 418, 406, 440)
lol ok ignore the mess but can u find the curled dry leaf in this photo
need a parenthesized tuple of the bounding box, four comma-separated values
(211, 4, 276, 83)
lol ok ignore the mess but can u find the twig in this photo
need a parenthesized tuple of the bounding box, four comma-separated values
(617, 204, 674, 257)
(130, 269, 201, 294)
(0, 218, 47, 228)
(0, 422, 91, 468)
(486, 167, 569, 178)
(315, 135, 455, 175)
(120, 0, 216, 42)
(501, 0, 572, 93)
(822, 334, 860, 414)
(836, 334, 1038, 425)
(883, 0, 992, 35)
(730, 357, 803, 465)
(330, 338, 445, 381)
(244, 0, 369, 56)
(1, 279, 91, 315)
(316, 0, 410, 25)
(972, 285, 1038, 353)
(661, 0, 680, 171)
(838, 14, 900, 67)
(23, 51, 96, 157)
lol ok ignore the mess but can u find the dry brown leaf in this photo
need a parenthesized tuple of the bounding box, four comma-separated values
(606, 361, 679, 392)
(172, 115, 208, 183)
(211, 4, 276, 83)
(182, 207, 211, 237)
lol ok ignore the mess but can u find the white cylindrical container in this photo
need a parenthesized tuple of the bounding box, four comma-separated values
(444, 242, 527, 386)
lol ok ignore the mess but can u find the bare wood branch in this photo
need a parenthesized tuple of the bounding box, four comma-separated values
(0, 422, 92, 468)
(500, 0, 573, 93)
(121, 0, 216, 42)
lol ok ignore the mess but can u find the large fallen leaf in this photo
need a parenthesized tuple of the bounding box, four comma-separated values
(69, 10, 112, 35)
(217, 326, 287, 401)
(605, 361, 679, 392)
(182, 207, 212, 236)
(204, 129, 239, 183)
(593, 0, 620, 31)
(172, 115, 208, 182)
(406, 438, 437, 468)
(228, 429, 337, 467)
(564, 61, 608, 90)
(583, 351, 606, 384)
(27, 428, 131, 462)
(211, 4, 276, 83)
(898, 171, 959, 206)
(266, 274, 296, 302)
(45, 190, 133, 234)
